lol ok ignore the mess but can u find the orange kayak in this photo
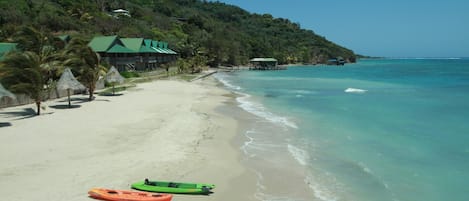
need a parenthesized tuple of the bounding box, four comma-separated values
(88, 188, 173, 201)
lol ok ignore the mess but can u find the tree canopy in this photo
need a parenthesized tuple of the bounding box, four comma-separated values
(0, 0, 356, 66)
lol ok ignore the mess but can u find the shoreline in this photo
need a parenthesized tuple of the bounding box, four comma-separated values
(0, 77, 257, 201)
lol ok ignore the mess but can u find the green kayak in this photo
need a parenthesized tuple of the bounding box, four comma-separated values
(131, 179, 215, 194)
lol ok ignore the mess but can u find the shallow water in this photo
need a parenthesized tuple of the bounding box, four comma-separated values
(215, 58, 469, 201)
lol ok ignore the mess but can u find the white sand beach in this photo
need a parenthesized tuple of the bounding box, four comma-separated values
(0, 78, 257, 201)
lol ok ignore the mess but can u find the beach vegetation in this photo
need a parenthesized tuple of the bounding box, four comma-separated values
(0, 27, 66, 115)
(62, 38, 107, 101)
(0, 51, 48, 115)
(0, 0, 356, 66)
(120, 71, 140, 79)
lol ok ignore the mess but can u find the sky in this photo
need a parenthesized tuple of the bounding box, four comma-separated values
(213, 0, 469, 58)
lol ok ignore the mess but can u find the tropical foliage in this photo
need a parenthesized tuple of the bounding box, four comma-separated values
(63, 38, 106, 101)
(0, 51, 47, 115)
(0, 28, 107, 114)
(0, 0, 356, 66)
(0, 26, 68, 115)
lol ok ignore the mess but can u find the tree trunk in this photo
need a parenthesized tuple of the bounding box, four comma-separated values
(88, 90, 93, 101)
(88, 86, 95, 101)
(67, 89, 71, 108)
(36, 101, 41, 115)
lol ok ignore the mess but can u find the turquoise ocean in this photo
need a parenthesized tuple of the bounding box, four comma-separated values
(214, 59, 469, 201)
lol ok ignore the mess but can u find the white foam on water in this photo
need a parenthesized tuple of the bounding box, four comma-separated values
(287, 144, 309, 166)
(213, 73, 242, 91)
(241, 130, 256, 157)
(356, 161, 395, 193)
(240, 130, 284, 158)
(344, 88, 367, 94)
(357, 162, 373, 174)
(252, 170, 267, 191)
(293, 89, 316, 95)
(305, 175, 341, 201)
(214, 73, 298, 129)
(236, 93, 298, 129)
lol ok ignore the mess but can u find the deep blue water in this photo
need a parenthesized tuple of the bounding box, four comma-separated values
(215, 59, 469, 201)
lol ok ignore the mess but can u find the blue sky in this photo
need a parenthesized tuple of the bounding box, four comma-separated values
(213, 0, 469, 57)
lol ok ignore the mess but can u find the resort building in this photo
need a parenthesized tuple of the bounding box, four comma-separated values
(0, 35, 177, 71)
(58, 35, 71, 43)
(88, 35, 178, 72)
(327, 57, 345, 65)
(112, 9, 131, 18)
(249, 58, 285, 70)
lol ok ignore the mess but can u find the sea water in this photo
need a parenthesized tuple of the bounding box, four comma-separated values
(215, 59, 469, 201)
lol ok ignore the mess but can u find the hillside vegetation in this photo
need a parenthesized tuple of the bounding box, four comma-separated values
(0, 0, 356, 66)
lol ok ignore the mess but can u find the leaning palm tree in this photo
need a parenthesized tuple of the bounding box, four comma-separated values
(0, 51, 46, 115)
(14, 26, 65, 55)
(13, 26, 65, 100)
(63, 38, 106, 101)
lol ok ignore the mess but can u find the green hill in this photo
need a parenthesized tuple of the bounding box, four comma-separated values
(0, 0, 356, 66)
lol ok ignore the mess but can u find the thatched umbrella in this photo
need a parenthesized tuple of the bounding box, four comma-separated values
(0, 83, 15, 127)
(57, 68, 86, 107)
(0, 83, 15, 99)
(105, 66, 125, 95)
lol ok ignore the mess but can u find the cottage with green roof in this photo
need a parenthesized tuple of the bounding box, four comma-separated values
(58, 35, 71, 43)
(88, 35, 177, 71)
(88, 35, 123, 53)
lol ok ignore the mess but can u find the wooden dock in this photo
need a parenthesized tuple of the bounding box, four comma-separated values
(249, 65, 287, 70)
(248, 58, 286, 70)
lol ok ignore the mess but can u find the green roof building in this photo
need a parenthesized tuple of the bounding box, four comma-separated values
(120, 38, 145, 52)
(106, 44, 135, 53)
(87, 35, 177, 71)
(58, 35, 71, 43)
(88, 35, 122, 52)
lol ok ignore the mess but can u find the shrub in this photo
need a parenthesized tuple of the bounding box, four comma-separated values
(120, 71, 140, 78)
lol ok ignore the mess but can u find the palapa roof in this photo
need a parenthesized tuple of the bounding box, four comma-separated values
(0, 83, 15, 99)
(105, 66, 125, 84)
(56, 68, 86, 91)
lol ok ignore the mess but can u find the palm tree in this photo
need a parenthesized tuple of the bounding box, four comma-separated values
(14, 26, 65, 55)
(63, 38, 106, 101)
(0, 27, 65, 115)
(13, 26, 64, 100)
(0, 51, 46, 115)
